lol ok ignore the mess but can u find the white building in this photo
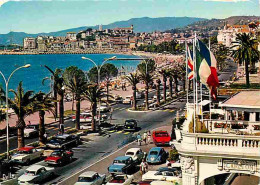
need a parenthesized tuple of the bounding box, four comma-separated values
(175, 91, 260, 185)
(66, 32, 77, 40)
(23, 37, 36, 50)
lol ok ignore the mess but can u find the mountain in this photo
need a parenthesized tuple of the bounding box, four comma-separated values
(0, 16, 206, 45)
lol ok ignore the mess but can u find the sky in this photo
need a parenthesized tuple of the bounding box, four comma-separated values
(0, 0, 259, 34)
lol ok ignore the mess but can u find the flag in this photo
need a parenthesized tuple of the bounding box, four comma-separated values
(186, 45, 194, 80)
(196, 39, 219, 99)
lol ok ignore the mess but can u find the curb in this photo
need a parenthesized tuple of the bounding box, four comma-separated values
(127, 108, 152, 113)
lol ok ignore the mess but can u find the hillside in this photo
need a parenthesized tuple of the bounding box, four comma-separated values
(0, 16, 206, 45)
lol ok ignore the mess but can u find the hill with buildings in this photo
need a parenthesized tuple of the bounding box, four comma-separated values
(0, 16, 206, 45)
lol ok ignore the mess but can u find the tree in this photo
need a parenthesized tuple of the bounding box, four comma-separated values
(8, 82, 37, 148)
(169, 68, 179, 94)
(214, 44, 229, 71)
(169, 76, 173, 98)
(44, 66, 65, 132)
(156, 79, 161, 106)
(159, 69, 169, 102)
(137, 59, 156, 74)
(84, 84, 107, 131)
(231, 33, 260, 87)
(139, 72, 153, 110)
(178, 63, 186, 91)
(88, 63, 118, 102)
(123, 73, 140, 110)
(34, 92, 54, 144)
(63, 66, 87, 130)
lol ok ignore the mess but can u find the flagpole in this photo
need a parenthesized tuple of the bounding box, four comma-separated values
(200, 82, 203, 123)
(193, 36, 196, 133)
(195, 32, 198, 130)
(185, 39, 188, 104)
(209, 38, 212, 121)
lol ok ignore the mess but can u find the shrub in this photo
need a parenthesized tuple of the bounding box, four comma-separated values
(168, 148, 179, 161)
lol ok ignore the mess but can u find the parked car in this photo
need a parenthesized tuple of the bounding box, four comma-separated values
(125, 148, 145, 163)
(136, 91, 144, 99)
(74, 171, 106, 185)
(124, 119, 138, 132)
(80, 123, 92, 130)
(18, 165, 54, 185)
(152, 131, 171, 146)
(11, 146, 43, 165)
(46, 134, 80, 149)
(72, 112, 101, 123)
(114, 95, 123, 103)
(24, 125, 39, 138)
(99, 122, 118, 131)
(142, 167, 181, 181)
(106, 174, 134, 185)
(97, 105, 109, 112)
(123, 96, 132, 104)
(108, 156, 135, 174)
(136, 180, 153, 185)
(45, 149, 73, 166)
(146, 147, 168, 164)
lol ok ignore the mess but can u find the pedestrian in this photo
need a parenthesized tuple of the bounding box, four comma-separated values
(28, 121, 31, 125)
(59, 124, 64, 134)
(44, 132, 48, 142)
(143, 132, 148, 144)
(137, 133, 142, 146)
(147, 131, 151, 144)
(140, 159, 148, 175)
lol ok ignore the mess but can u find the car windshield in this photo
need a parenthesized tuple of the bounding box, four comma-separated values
(49, 138, 63, 143)
(18, 150, 31, 154)
(113, 160, 126, 164)
(25, 170, 36, 176)
(155, 133, 168, 137)
(78, 177, 93, 182)
(150, 151, 158, 155)
(125, 121, 135, 126)
(50, 151, 62, 157)
(125, 152, 134, 156)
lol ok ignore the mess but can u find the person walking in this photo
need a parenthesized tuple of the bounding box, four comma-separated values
(147, 130, 151, 144)
(43, 132, 48, 143)
(140, 159, 148, 175)
(137, 133, 142, 146)
(143, 132, 148, 145)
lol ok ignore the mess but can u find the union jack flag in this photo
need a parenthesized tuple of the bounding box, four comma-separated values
(187, 45, 194, 80)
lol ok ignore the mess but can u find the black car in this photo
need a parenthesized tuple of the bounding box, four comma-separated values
(124, 119, 138, 132)
(46, 134, 80, 149)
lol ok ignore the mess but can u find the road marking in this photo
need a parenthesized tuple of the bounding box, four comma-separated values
(170, 110, 175, 113)
(114, 108, 120, 110)
(117, 131, 123, 133)
(163, 109, 169, 112)
(108, 130, 115, 133)
(124, 132, 130, 135)
(53, 128, 59, 130)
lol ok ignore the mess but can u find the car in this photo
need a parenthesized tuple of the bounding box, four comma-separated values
(72, 112, 101, 123)
(123, 96, 131, 104)
(152, 131, 171, 146)
(136, 180, 153, 185)
(136, 91, 144, 99)
(44, 149, 73, 166)
(11, 146, 43, 165)
(124, 119, 138, 132)
(80, 123, 92, 130)
(46, 134, 80, 149)
(106, 174, 134, 185)
(108, 156, 135, 174)
(18, 165, 54, 185)
(125, 148, 145, 163)
(99, 122, 118, 131)
(150, 181, 178, 185)
(24, 125, 39, 138)
(74, 171, 106, 185)
(97, 105, 109, 112)
(142, 169, 181, 182)
(146, 147, 168, 164)
(114, 95, 123, 103)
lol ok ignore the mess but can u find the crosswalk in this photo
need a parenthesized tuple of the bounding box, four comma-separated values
(113, 107, 127, 111)
(161, 109, 175, 113)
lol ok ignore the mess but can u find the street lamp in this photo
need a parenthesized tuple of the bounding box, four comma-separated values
(0, 64, 31, 159)
(81, 56, 116, 127)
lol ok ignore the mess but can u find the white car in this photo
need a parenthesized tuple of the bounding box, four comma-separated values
(106, 174, 134, 185)
(142, 170, 180, 181)
(18, 165, 54, 185)
(97, 105, 109, 112)
(72, 112, 100, 123)
(74, 171, 106, 185)
(123, 96, 131, 104)
(24, 125, 39, 138)
(125, 148, 145, 163)
(11, 146, 43, 165)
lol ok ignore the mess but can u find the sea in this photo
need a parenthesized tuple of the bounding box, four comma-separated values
(0, 54, 140, 97)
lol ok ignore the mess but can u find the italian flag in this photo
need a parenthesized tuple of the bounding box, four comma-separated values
(196, 39, 219, 99)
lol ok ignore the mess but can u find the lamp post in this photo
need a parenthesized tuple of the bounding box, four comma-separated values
(81, 56, 116, 127)
(0, 64, 31, 159)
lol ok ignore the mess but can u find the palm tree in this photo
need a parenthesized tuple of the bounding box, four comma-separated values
(63, 66, 87, 130)
(169, 76, 173, 98)
(84, 84, 106, 131)
(34, 92, 54, 144)
(156, 79, 161, 106)
(170, 68, 179, 94)
(231, 33, 260, 87)
(159, 69, 169, 102)
(139, 72, 153, 111)
(9, 82, 37, 148)
(123, 73, 140, 110)
(178, 63, 186, 91)
(44, 66, 65, 132)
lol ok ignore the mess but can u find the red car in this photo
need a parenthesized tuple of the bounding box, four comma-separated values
(152, 130, 171, 146)
(45, 150, 73, 166)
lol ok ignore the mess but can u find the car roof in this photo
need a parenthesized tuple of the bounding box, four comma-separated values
(56, 134, 71, 139)
(115, 156, 131, 160)
(18, 146, 34, 152)
(153, 130, 168, 134)
(150, 147, 162, 152)
(26, 165, 44, 172)
(79, 171, 97, 177)
(125, 119, 136, 122)
(126, 148, 140, 153)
